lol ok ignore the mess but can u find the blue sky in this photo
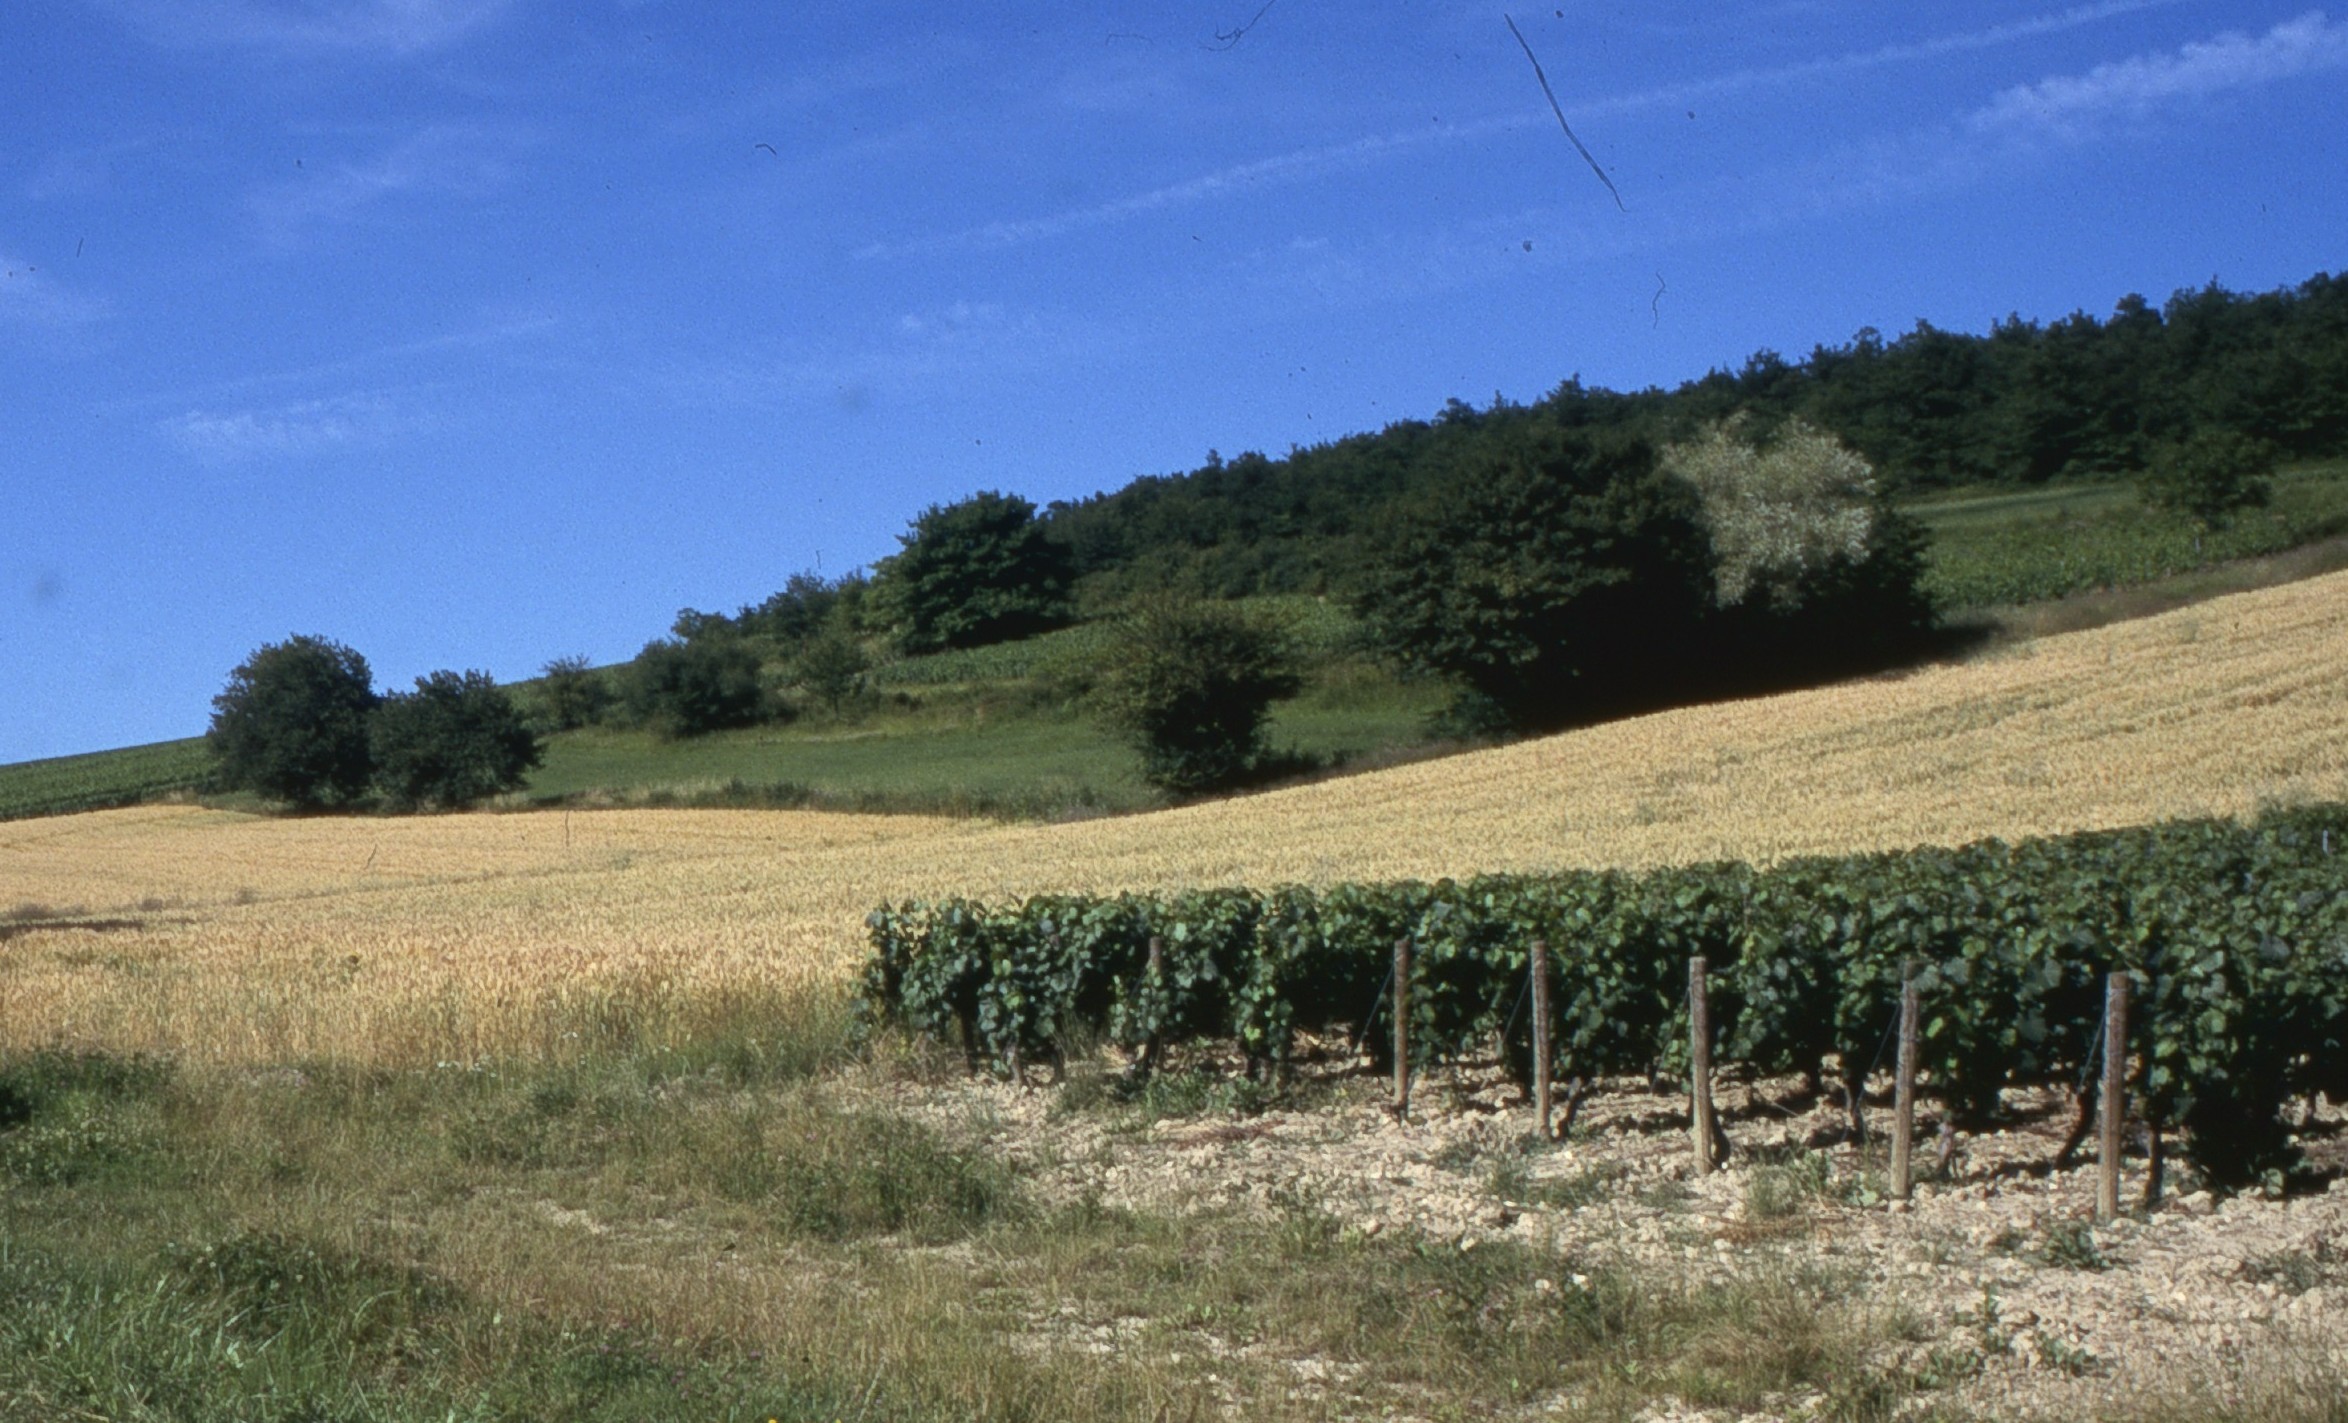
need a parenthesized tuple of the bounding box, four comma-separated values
(6, 0, 2346, 762)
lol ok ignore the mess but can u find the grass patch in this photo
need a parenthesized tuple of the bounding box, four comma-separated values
(996, 1190, 1913, 1417)
(0, 1227, 862, 1422)
(0, 1031, 1959, 1421)
(1489, 1154, 1629, 1212)
(759, 1101, 1025, 1241)
(2102, 1341, 2348, 1423)
(0, 1048, 176, 1188)
(522, 710, 1158, 817)
(2037, 1218, 2112, 1271)
(871, 595, 1367, 690)
(2246, 1240, 2348, 1295)
(0, 737, 212, 821)
(520, 654, 1447, 822)
(1738, 1148, 1883, 1230)
(1912, 459, 2348, 611)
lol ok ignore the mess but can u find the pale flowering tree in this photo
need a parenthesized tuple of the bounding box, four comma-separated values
(1664, 416, 1882, 611)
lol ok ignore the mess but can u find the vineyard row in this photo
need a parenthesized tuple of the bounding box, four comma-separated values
(861, 806, 2348, 1189)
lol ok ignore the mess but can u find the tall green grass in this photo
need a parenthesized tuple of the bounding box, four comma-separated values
(872, 595, 1365, 689)
(9, 1005, 2343, 1421)
(0, 1030, 1915, 1423)
(1912, 459, 2348, 610)
(520, 652, 1447, 817)
(0, 738, 211, 821)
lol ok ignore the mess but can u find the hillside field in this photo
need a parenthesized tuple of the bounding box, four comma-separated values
(8, 460, 2346, 825)
(6, 568, 2345, 1066)
(1912, 457, 2348, 607)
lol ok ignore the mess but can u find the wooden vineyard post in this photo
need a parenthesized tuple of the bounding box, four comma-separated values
(1891, 963, 1921, 1203)
(1138, 934, 1167, 1079)
(2098, 969, 2131, 1223)
(1392, 937, 1413, 1121)
(1689, 956, 1717, 1176)
(1531, 938, 1554, 1141)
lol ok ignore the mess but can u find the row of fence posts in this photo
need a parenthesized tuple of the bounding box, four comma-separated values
(1382, 940, 2142, 1220)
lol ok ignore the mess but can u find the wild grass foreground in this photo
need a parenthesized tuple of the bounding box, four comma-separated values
(0, 1012, 1903, 1423)
(8, 1004, 2348, 1423)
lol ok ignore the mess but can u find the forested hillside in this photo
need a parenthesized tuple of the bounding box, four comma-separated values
(1049, 273, 2348, 599)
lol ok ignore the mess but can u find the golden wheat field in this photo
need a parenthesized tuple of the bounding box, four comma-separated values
(7, 571, 2347, 1064)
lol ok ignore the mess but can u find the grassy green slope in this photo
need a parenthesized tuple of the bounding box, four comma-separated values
(0, 739, 212, 822)
(526, 660, 1447, 818)
(13, 461, 2348, 822)
(1912, 458, 2348, 609)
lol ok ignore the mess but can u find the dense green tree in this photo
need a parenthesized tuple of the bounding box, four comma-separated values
(874, 492, 1074, 653)
(2137, 429, 2277, 530)
(1665, 416, 1880, 610)
(537, 655, 611, 731)
(1034, 268, 2348, 611)
(1351, 433, 1714, 730)
(1993, 310, 2148, 482)
(206, 635, 380, 807)
(737, 570, 863, 645)
(1092, 595, 1304, 794)
(369, 670, 543, 810)
(792, 629, 872, 717)
(1661, 415, 1936, 670)
(623, 635, 768, 736)
(670, 607, 735, 642)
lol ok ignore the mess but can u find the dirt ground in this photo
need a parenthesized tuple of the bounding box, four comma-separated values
(870, 1046, 2348, 1420)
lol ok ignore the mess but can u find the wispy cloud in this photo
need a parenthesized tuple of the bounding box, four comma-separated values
(653, 301, 1102, 410)
(1725, 12, 2348, 236)
(1225, 11, 2348, 325)
(856, 1, 2179, 259)
(855, 125, 1495, 260)
(247, 125, 523, 245)
(1575, 0, 2190, 121)
(100, 0, 510, 57)
(162, 392, 430, 462)
(1968, 9, 2348, 139)
(106, 311, 559, 419)
(894, 300, 1028, 341)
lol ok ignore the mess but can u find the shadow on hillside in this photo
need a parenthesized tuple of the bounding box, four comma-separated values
(0, 915, 153, 944)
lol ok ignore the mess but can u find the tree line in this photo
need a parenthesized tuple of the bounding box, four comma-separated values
(610, 416, 1942, 786)
(210, 407, 2256, 808)
(1047, 272, 2348, 601)
(202, 269, 2330, 809)
(207, 637, 540, 811)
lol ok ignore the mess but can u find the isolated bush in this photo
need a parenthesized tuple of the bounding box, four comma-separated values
(792, 629, 872, 717)
(369, 670, 542, 810)
(1665, 416, 1878, 610)
(873, 491, 1075, 654)
(1093, 596, 1304, 794)
(206, 635, 379, 807)
(537, 655, 611, 731)
(2137, 428, 2277, 530)
(1351, 432, 1713, 730)
(1664, 415, 1937, 673)
(623, 635, 767, 737)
